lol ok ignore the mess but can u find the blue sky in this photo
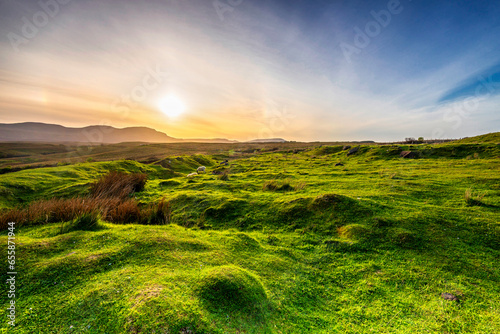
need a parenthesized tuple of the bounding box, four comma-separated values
(0, 0, 498, 141)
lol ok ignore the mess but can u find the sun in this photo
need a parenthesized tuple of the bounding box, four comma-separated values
(158, 95, 186, 118)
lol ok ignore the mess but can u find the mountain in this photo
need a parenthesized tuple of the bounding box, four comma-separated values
(0, 122, 179, 143)
(0, 122, 290, 144)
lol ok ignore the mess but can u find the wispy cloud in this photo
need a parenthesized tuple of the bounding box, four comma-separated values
(0, 0, 499, 141)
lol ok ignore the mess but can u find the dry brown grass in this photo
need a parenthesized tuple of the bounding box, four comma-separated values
(0, 196, 171, 230)
(0, 171, 173, 229)
(102, 199, 142, 224)
(90, 171, 147, 200)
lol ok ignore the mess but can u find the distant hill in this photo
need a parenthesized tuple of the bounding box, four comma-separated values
(182, 138, 239, 144)
(0, 123, 286, 144)
(246, 138, 287, 143)
(455, 132, 500, 144)
(0, 122, 181, 144)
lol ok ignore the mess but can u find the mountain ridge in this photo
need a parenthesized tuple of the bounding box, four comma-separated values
(0, 122, 284, 144)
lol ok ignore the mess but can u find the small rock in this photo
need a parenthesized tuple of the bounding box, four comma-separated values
(335, 162, 344, 166)
(400, 151, 417, 158)
(441, 293, 458, 301)
(343, 145, 351, 151)
(347, 147, 359, 156)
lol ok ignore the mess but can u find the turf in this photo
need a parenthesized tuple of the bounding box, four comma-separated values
(0, 141, 499, 333)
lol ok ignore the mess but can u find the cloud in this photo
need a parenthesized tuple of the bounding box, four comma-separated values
(438, 62, 500, 103)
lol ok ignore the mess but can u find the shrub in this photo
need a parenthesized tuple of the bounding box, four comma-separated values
(90, 171, 147, 199)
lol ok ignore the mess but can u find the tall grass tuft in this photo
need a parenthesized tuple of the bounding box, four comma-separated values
(90, 171, 147, 199)
(102, 199, 142, 224)
(0, 170, 176, 229)
(218, 170, 230, 181)
(60, 212, 100, 234)
(0, 196, 173, 229)
(0, 197, 102, 228)
(464, 188, 485, 206)
(143, 198, 172, 225)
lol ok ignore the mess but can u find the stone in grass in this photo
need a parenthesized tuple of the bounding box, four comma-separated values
(347, 146, 359, 156)
(400, 151, 417, 158)
(441, 293, 459, 301)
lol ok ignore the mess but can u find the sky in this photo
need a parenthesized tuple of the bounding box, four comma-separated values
(0, 0, 499, 142)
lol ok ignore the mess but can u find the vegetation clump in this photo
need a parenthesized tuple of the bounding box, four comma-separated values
(464, 188, 485, 206)
(90, 171, 147, 199)
(262, 179, 305, 192)
(59, 212, 100, 234)
(0, 171, 171, 228)
(142, 198, 172, 225)
(217, 170, 230, 181)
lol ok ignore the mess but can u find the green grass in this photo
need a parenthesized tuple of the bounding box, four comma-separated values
(454, 132, 500, 144)
(0, 142, 499, 333)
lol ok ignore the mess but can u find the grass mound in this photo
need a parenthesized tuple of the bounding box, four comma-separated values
(227, 232, 262, 251)
(311, 193, 352, 210)
(196, 265, 268, 312)
(312, 145, 343, 155)
(263, 179, 305, 192)
(202, 199, 247, 224)
(455, 132, 500, 144)
(388, 227, 420, 248)
(337, 224, 371, 240)
(275, 198, 312, 227)
(310, 193, 371, 219)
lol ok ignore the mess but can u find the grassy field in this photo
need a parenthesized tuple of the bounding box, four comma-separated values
(0, 141, 365, 171)
(0, 138, 499, 333)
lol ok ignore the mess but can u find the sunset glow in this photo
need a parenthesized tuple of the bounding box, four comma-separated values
(0, 0, 499, 141)
(158, 96, 186, 119)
